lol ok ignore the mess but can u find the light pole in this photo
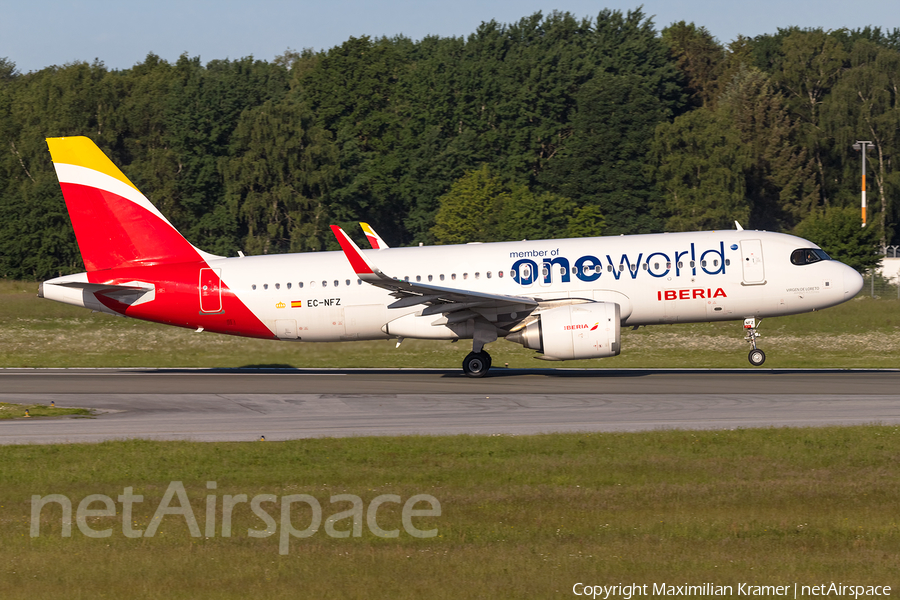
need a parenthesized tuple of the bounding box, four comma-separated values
(852, 140, 872, 227)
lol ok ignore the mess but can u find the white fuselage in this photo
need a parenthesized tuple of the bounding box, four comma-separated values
(213, 230, 861, 341)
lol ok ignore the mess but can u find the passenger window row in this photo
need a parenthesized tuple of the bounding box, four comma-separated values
(250, 258, 734, 291)
(252, 279, 364, 291)
(404, 271, 505, 283)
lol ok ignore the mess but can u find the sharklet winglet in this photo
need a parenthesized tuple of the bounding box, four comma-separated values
(330, 225, 377, 276)
(360, 222, 389, 250)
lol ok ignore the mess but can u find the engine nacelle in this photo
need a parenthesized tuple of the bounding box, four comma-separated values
(506, 302, 621, 360)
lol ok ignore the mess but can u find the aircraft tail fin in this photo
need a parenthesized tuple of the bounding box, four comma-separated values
(46, 136, 206, 272)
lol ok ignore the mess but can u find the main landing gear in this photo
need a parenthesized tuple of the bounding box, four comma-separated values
(743, 318, 766, 366)
(462, 322, 498, 378)
(462, 351, 492, 378)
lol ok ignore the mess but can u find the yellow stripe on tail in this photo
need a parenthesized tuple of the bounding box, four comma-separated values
(46, 136, 139, 193)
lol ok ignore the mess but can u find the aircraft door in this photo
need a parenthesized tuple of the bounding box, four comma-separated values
(275, 319, 298, 339)
(199, 268, 222, 313)
(740, 240, 766, 285)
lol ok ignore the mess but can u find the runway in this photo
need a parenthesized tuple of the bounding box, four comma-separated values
(2, 368, 899, 444)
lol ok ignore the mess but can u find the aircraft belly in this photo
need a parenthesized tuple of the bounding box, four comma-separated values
(343, 304, 390, 340)
(298, 306, 346, 341)
(705, 295, 734, 320)
(732, 286, 765, 318)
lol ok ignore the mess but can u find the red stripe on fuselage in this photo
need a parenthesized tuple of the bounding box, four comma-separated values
(59, 182, 201, 271)
(87, 262, 275, 340)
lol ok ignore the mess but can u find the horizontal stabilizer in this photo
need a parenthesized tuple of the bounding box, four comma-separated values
(39, 273, 156, 313)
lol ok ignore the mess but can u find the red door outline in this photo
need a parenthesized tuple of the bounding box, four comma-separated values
(199, 268, 222, 313)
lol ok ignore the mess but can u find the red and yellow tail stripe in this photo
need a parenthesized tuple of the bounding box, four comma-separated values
(46, 136, 201, 271)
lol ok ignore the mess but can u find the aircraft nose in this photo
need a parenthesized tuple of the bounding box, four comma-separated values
(844, 264, 864, 297)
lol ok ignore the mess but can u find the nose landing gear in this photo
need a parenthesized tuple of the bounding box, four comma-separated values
(744, 318, 765, 366)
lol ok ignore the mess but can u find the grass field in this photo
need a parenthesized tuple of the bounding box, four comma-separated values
(2, 280, 900, 369)
(0, 402, 92, 419)
(3, 280, 900, 597)
(2, 428, 899, 599)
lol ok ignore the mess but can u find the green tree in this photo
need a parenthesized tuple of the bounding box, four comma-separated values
(561, 205, 607, 239)
(0, 57, 16, 80)
(496, 189, 605, 241)
(767, 30, 849, 207)
(294, 36, 413, 234)
(829, 26, 900, 53)
(822, 40, 900, 246)
(223, 98, 338, 255)
(96, 53, 182, 244)
(539, 73, 669, 234)
(653, 108, 752, 231)
(162, 55, 290, 254)
(0, 61, 115, 279)
(661, 22, 724, 108)
(431, 165, 507, 244)
(717, 35, 757, 98)
(717, 66, 818, 230)
(794, 206, 879, 272)
(431, 165, 598, 244)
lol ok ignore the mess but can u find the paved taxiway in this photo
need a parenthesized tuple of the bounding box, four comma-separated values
(1, 368, 899, 444)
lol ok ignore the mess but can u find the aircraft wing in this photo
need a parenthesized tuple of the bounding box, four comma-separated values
(330, 226, 538, 324)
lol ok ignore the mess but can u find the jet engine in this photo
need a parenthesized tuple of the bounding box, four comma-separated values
(506, 302, 621, 360)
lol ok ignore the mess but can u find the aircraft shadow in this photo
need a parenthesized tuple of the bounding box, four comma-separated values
(120, 366, 897, 379)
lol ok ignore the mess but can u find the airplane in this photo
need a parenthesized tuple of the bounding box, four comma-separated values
(39, 136, 864, 377)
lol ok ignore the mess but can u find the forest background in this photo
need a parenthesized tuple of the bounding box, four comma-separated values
(1, 8, 898, 280)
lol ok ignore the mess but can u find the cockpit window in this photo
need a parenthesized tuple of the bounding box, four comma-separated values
(791, 248, 831, 265)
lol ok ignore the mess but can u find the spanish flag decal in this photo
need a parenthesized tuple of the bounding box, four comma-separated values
(291, 301, 303, 308)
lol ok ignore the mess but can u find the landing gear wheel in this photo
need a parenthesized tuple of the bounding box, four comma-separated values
(462, 351, 491, 378)
(748, 348, 766, 366)
(743, 318, 765, 367)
